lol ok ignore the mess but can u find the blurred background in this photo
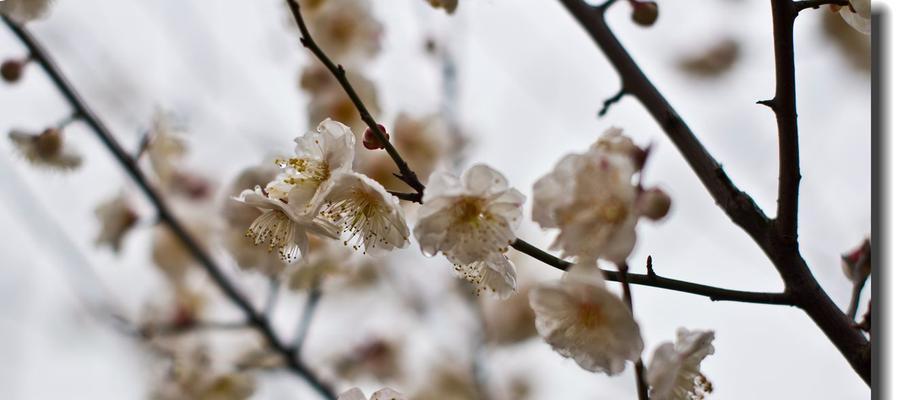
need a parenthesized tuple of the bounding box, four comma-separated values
(0, 0, 871, 399)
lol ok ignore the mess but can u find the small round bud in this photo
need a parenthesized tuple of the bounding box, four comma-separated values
(639, 188, 671, 221)
(363, 124, 390, 150)
(631, 1, 659, 27)
(35, 128, 63, 158)
(1, 59, 25, 83)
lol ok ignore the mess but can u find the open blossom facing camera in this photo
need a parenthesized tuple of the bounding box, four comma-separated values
(8, 128, 82, 170)
(647, 328, 715, 400)
(319, 171, 410, 253)
(529, 264, 643, 374)
(0, 0, 53, 22)
(533, 128, 669, 264)
(338, 387, 405, 400)
(414, 164, 525, 293)
(266, 118, 355, 215)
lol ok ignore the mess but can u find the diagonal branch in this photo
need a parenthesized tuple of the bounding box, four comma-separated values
(284, 0, 425, 197)
(1, 16, 337, 400)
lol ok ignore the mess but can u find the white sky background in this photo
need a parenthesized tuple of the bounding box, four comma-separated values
(0, 0, 872, 399)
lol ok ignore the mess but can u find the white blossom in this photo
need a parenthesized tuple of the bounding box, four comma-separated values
(94, 192, 138, 253)
(236, 186, 338, 264)
(221, 165, 285, 276)
(533, 128, 666, 264)
(8, 128, 82, 170)
(300, 0, 382, 63)
(319, 171, 410, 253)
(0, 0, 53, 22)
(266, 118, 355, 216)
(647, 328, 716, 400)
(454, 254, 517, 299)
(528, 263, 643, 375)
(146, 111, 189, 188)
(338, 387, 405, 400)
(415, 164, 524, 264)
(838, 0, 871, 35)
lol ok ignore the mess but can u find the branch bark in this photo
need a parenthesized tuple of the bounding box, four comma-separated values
(554, 0, 870, 385)
(2, 16, 337, 400)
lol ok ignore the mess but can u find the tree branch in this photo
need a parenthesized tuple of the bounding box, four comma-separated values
(293, 282, 324, 359)
(794, 0, 850, 12)
(553, 0, 870, 385)
(284, 0, 425, 197)
(617, 262, 649, 400)
(1, 16, 336, 400)
(511, 240, 793, 305)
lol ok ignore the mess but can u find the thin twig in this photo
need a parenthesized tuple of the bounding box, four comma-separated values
(293, 282, 324, 359)
(617, 262, 649, 400)
(598, 87, 627, 117)
(511, 240, 793, 305)
(846, 278, 868, 321)
(1, 17, 336, 400)
(284, 0, 425, 197)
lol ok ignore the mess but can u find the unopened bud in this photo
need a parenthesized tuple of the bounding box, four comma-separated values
(363, 124, 390, 150)
(1, 59, 25, 83)
(35, 128, 63, 158)
(639, 188, 671, 220)
(631, 1, 659, 27)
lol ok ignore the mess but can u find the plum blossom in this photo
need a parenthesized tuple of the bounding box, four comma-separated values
(8, 128, 82, 170)
(338, 387, 405, 400)
(265, 118, 355, 216)
(236, 186, 338, 264)
(319, 171, 410, 253)
(151, 346, 255, 400)
(300, 0, 382, 63)
(414, 164, 525, 294)
(533, 127, 668, 264)
(528, 263, 643, 374)
(646, 328, 716, 400)
(0, 0, 53, 22)
(836, 0, 871, 35)
(146, 111, 189, 188)
(94, 192, 139, 253)
(221, 165, 285, 276)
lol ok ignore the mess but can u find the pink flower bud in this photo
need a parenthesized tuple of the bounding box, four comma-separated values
(1, 59, 25, 83)
(639, 187, 671, 221)
(363, 124, 390, 150)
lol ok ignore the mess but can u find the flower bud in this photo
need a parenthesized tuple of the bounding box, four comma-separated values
(639, 187, 671, 221)
(35, 128, 63, 158)
(1, 59, 25, 83)
(363, 124, 390, 150)
(631, 1, 659, 27)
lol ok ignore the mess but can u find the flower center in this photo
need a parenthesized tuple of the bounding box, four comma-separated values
(598, 197, 629, 224)
(277, 157, 330, 186)
(576, 301, 605, 329)
(456, 196, 486, 224)
(245, 209, 296, 258)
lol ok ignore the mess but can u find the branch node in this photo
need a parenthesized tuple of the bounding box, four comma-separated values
(598, 88, 627, 117)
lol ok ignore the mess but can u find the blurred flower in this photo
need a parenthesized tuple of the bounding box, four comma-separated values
(677, 38, 740, 78)
(533, 128, 666, 264)
(414, 164, 525, 294)
(426, 0, 458, 14)
(151, 213, 215, 284)
(236, 186, 338, 264)
(301, 0, 382, 63)
(334, 337, 404, 382)
(822, 10, 871, 71)
(147, 111, 189, 189)
(94, 192, 139, 253)
(265, 118, 356, 216)
(221, 165, 284, 276)
(412, 364, 478, 400)
(339, 387, 405, 400)
(320, 172, 410, 254)
(139, 285, 208, 340)
(8, 127, 82, 170)
(301, 64, 381, 134)
(528, 264, 643, 375)
(646, 328, 715, 400)
(0, 0, 53, 22)
(151, 346, 255, 400)
(841, 237, 871, 285)
(834, 0, 871, 35)
(286, 235, 368, 289)
(482, 285, 537, 345)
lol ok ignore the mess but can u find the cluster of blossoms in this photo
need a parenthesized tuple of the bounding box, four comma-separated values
(0, 0, 53, 23)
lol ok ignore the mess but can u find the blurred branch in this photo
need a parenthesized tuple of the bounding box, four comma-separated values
(553, 0, 870, 385)
(292, 282, 323, 359)
(511, 240, 793, 305)
(617, 262, 649, 400)
(1, 16, 337, 400)
(284, 0, 425, 198)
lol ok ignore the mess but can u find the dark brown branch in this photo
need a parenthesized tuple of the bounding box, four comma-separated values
(769, 0, 801, 243)
(1, 16, 336, 400)
(598, 87, 627, 117)
(511, 240, 793, 305)
(794, 0, 850, 12)
(554, 0, 870, 385)
(284, 0, 425, 197)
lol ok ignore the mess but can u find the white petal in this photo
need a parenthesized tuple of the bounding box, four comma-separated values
(337, 388, 367, 400)
(462, 163, 509, 196)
